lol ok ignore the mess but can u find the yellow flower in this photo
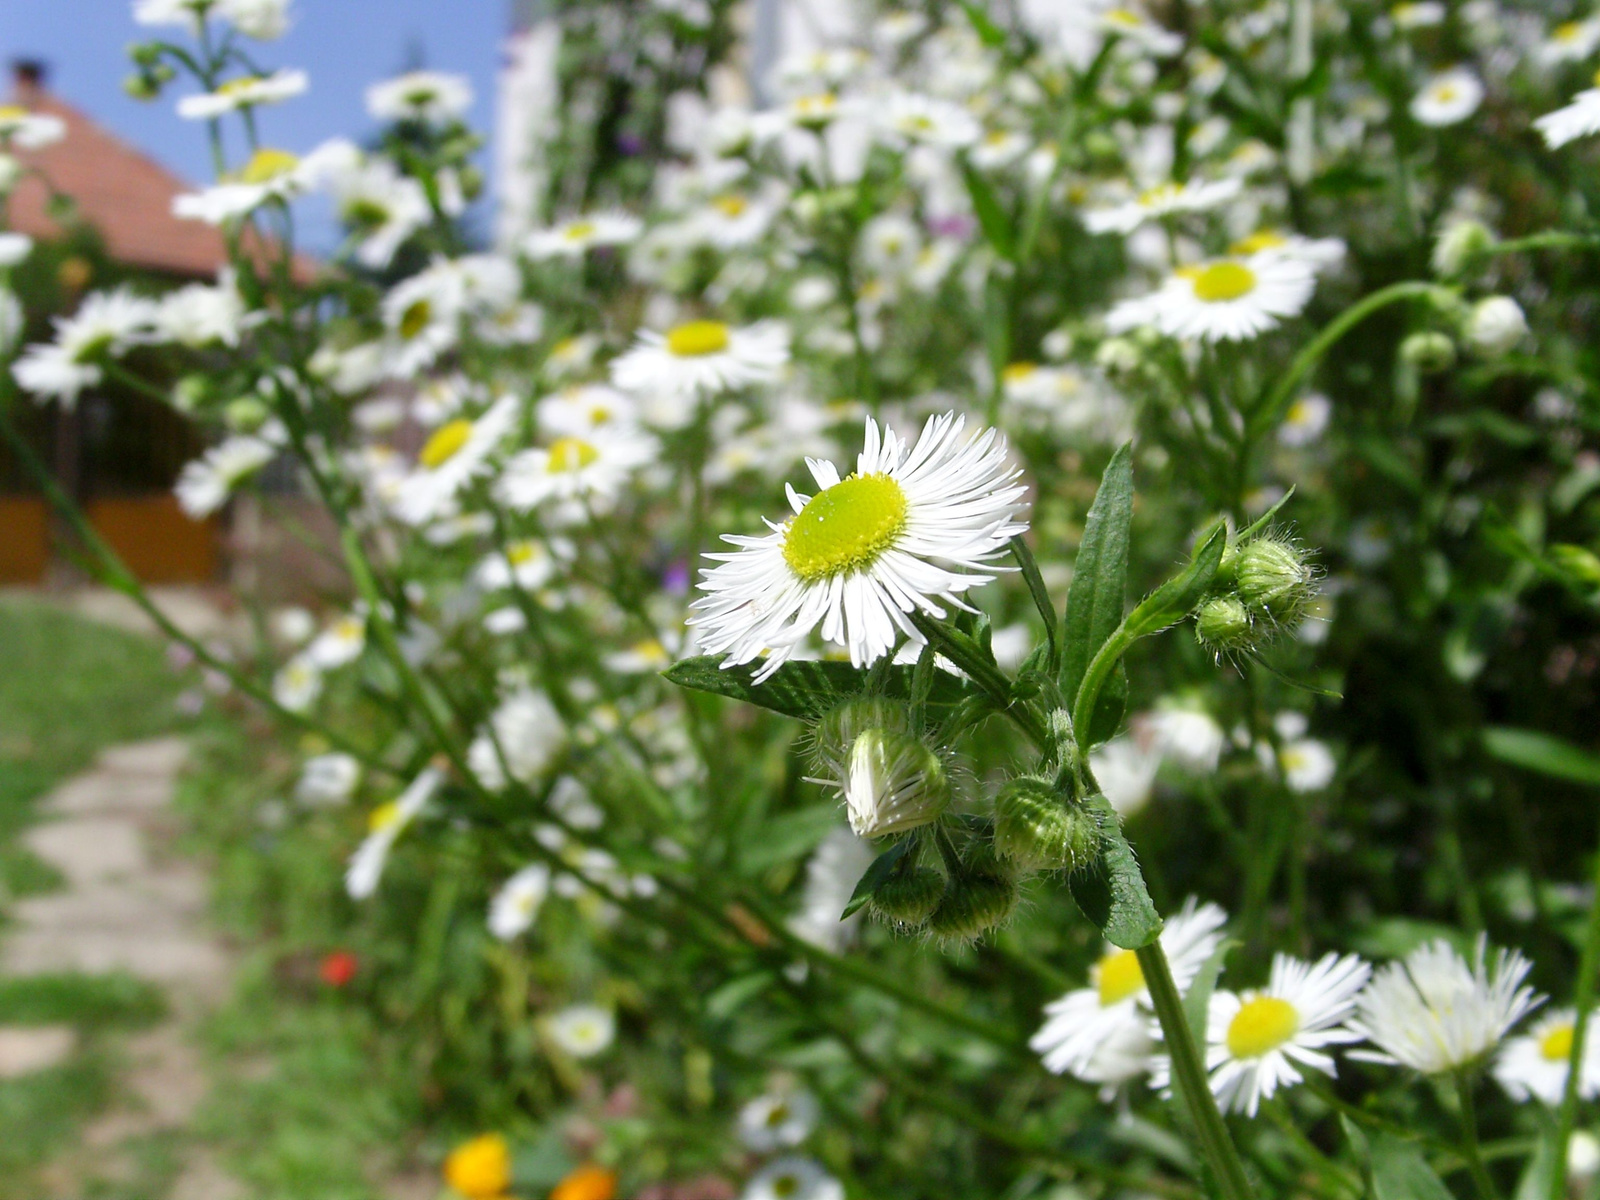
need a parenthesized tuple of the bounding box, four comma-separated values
(444, 1133, 513, 1199)
(550, 1164, 617, 1200)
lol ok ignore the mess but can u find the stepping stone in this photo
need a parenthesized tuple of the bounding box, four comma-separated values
(0, 1025, 77, 1078)
(23, 818, 147, 886)
(97, 738, 190, 778)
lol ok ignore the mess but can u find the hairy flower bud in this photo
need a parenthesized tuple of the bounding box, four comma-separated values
(993, 777, 1100, 872)
(1194, 595, 1257, 653)
(1233, 536, 1316, 627)
(869, 866, 946, 928)
(1400, 331, 1456, 373)
(1465, 296, 1527, 358)
(1432, 219, 1495, 278)
(844, 729, 950, 837)
(926, 871, 1017, 943)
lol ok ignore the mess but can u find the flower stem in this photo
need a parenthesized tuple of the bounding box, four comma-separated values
(1550, 825, 1600, 1200)
(1454, 1071, 1500, 1200)
(1136, 940, 1255, 1200)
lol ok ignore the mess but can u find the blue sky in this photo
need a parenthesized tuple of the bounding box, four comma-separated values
(0, 0, 509, 248)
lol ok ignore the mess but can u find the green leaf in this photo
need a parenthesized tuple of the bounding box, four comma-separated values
(960, 161, 1017, 261)
(1484, 727, 1600, 788)
(739, 805, 844, 874)
(705, 972, 775, 1020)
(1061, 443, 1134, 706)
(1236, 488, 1296, 543)
(1068, 794, 1162, 949)
(663, 656, 968, 723)
(1010, 536, 1057, 672)
(1513, 1122, 1557, 1200)
(1183, 936, 1234, 1050)
(957, 0, 1008, 49)
(840, 839, 912, 919)
(1122, 520, 1228, 642)
(1370, 1135, 1453, 1200)
(512, 1129, 576, 1190)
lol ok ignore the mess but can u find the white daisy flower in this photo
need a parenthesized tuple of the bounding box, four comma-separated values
(1230, 230, 1346, 273)
(789, 827, 874, 954)
(1536, 79, 1600, 148)
(1539, 18, 1600, 65)
(522, 211, 643, 260)
(878, 91, 982, 150)
(176, 69, 307, 119)
(692, 413, 1028, 682)
(295, 752, 360, 807)
(392, 395, 519, 526)
(0, 105, 65, 150)
(1184, 952, 1371, 1117)
(0, 231, 34, 267)
(219, 0, 291, 40)
(172, 143, 342, 224)
(1411, 68, 1485, 127)
(466, 688, 564, 791)
(365, 70, 473, 125)
(1088, 730, 1164, 816)
(544, 333, 603, 379)
(474, 538, 568, 592)
(1278, 393, 1332, 447)
(1083, 179, 1243, 235)
(346, 767, 442, 900)
(1107, 253, 1317, 343)
(741, 1157, 844, 1200)
(544, 1004, 615, 1058)
(1350, 936, 1544, 1074)
(1031, 898, 1228, 1093)
(1100, 6, 1185, 56)
(496, 427, 658, 521)
(1147, 704, 1226, 773)
(1494, 1008, 1600, 1105)
(382, 264, 469, 379)
(322, 152, 431, 270)
(13, 287, 156, 406)
(133, 0, 215, 30)
(738, 1090, 819, 1152)
(156, 277, 245, 348)
(272, 653, 322, 712)
(174, 434, 277, 517)
(691, 192, 780, 249)
(609, 319, 789, 418)
(536, 384, 638, 438)
(488, 864, 551, 941)
(306, 613, 367, 669)
(970, 128, 1033, 170)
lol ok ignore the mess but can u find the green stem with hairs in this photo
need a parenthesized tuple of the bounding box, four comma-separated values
(1137, 940, 1256, 1200)
(1454, 1071, 1500, 1200)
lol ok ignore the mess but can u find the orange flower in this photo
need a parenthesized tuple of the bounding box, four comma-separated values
(444, 1133, 513, 1199)
(550, 1163, 617, 1200)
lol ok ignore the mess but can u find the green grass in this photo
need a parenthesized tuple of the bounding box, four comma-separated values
(0, 598, 183, 1197)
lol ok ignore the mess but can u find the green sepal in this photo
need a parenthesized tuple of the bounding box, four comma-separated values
(841, 838, 914, 920)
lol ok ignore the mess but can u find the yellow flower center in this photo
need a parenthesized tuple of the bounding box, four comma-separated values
(1002, 362, 1038, 384)
(1138, 183, 1182, 209)
(1231, 230, 1287, 255)
(398, 299, 433, 342)
(793, 93, 837, 121)
(1192, 261, 1258, 303)
(712, 194, 748, 217)
(765, 1101, 791, 1127)
(0, 106, 27, 122)
(367, 801, 402, 834)
(506, 541, 539, 566)
(1434, 83, 1459, 103)
(547, 436, 600, 473)
(419, 419, 474, 469)
(563, 220, 597, 241)
(1287, 398, 1314, 424)
(665, 320, 731, 357)
(1592, 67, 1600, 88)
(1227, 996, 1300, 1058)
(237, 147, 299, 184)
(772, 1176, 801, 1199)
(1541, 1024, 1576, 1062)
(781, 473, 909, 583)
(1097, 948, 1146, 1006)
(1105, 8, 1144, 28)
(1556, 21, 1584, 42)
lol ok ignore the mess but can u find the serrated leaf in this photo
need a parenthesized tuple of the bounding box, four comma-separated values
(960, 161, 1016, 261)
(1370, 1135, 1453, 1200)
(841, 839, 912, 919)
(663, 656, 968, 723)
(1068, 793, 1162, 949)
(1062, 444, 1134, 707)
(1483, 727, 1600, 788)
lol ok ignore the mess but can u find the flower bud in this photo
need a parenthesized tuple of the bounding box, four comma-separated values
(844, 729, 950, 837)
(224, 396, 271, 433)
(1550, 544, 1600, 589)
(812, 697, 912, 759)
(1400, 331, 1456, 373)
(926, 870, 1017, 943)
(123, 73, 161, 102)
(1194, 595, 1257, 653)
(1465, 296, 1527, 358)
(993, 777, 1100, 872)
(869, 866, 946, 928)
(1233, 536, 1316, 626)
(1431, 219, 1495, 278)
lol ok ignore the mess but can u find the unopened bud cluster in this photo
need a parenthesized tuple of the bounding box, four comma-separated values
(1193, 532, 1319, 656)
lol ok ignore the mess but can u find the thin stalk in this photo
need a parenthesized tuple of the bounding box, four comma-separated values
(1137, 940, 1255, 1200)
(1453, 1071, 1500, 1200)
(1550, 827, 1600, 1200)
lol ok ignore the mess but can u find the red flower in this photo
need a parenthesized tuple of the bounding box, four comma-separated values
(319, 950, 358, 988)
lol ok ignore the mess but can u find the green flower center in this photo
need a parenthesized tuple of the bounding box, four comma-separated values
(399, 299, 433, 342)
(665, 320, 730, 357)
(1191, 261, 1258, 303)
(1226, 996, 1299, 1058)
(781, 473, 908, 583)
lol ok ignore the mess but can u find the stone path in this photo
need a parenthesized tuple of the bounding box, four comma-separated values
(0, 737, 243, 1199)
